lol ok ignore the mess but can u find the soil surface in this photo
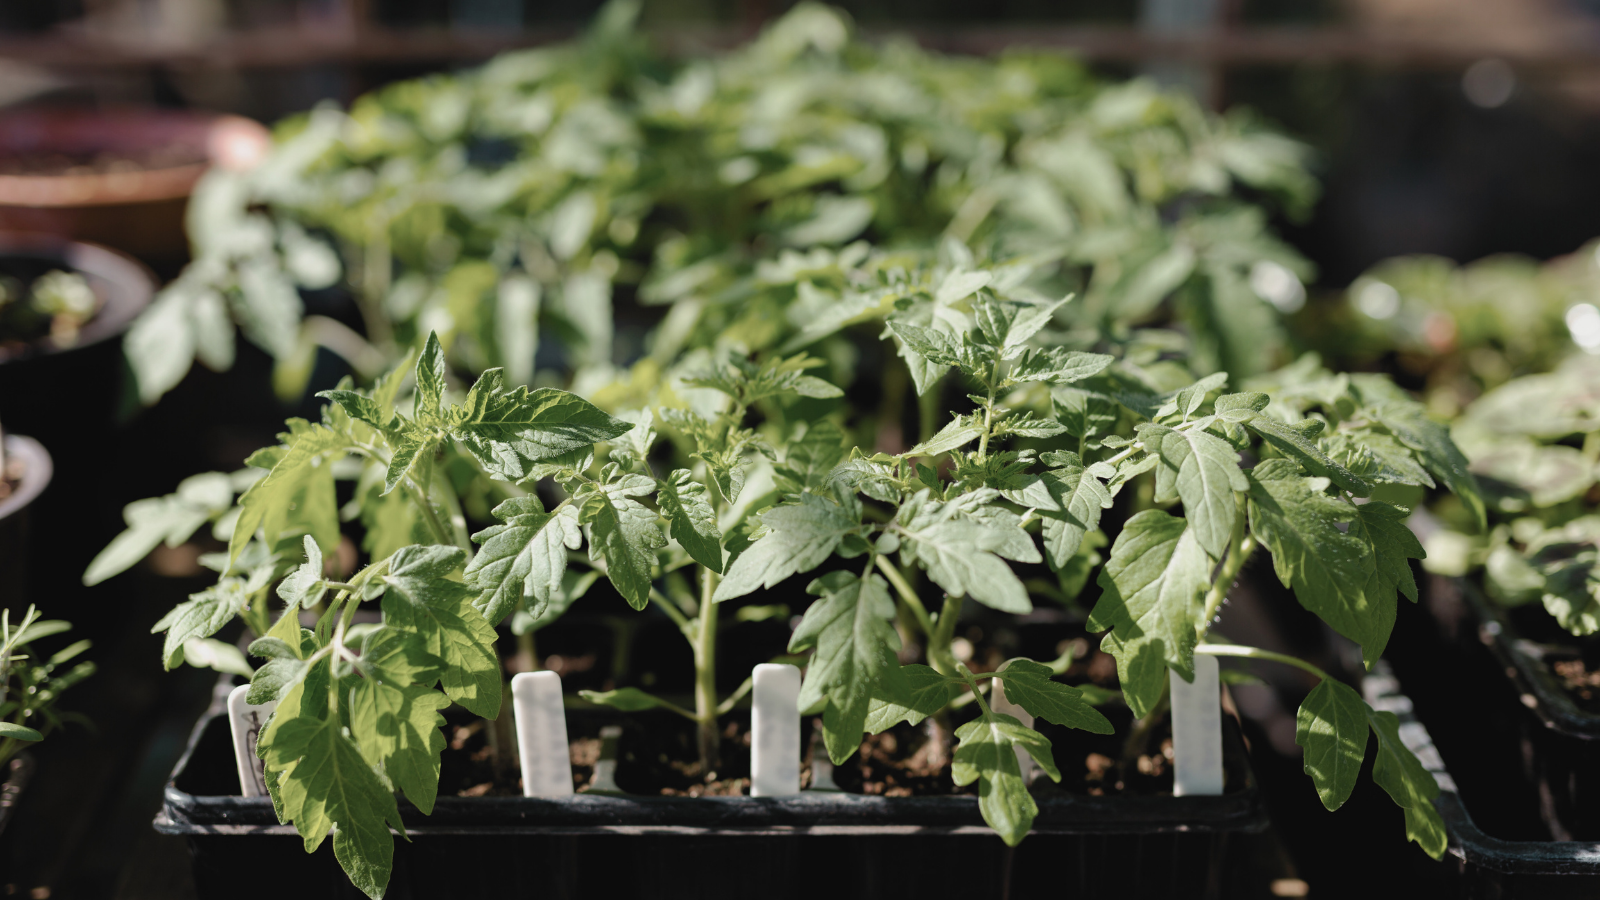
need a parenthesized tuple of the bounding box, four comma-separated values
(1506, 604, 1600, 715)
(439, 645, 1190, 801)
(0, 147, 207, 178)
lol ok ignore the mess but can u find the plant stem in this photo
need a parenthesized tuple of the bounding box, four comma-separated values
(518, 629, 539, 672)
(693, 565, 721, 776)
(1196, 643, 1332, 682)
(976, 368, 1000, 459)
(877, 556, 935, 640)
(402, 476, 454, 549)
(357, 221, 396, 356)
(928, 593, 965, 676)
(1197, 498, 1255, 641)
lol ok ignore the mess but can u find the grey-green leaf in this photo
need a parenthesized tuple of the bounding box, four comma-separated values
(1294, 678, 1367, 811)
(657, 470, 724, 573)
(992, 659, 1113, 733)
(1143, 423, 1247, 558)
(1086, 509, 1213, 717)
(713, 494, 858, 602)
(1247, 460, 1385, 667)
(952, 713, 1062, 847)
(465, 497, 582, 625)
(1246, 415, 1372, 498)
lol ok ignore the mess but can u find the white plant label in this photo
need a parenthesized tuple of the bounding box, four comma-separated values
(807, 721, 838, 791)
(512, 671, 573, 798)
(226, 685, 277, 798)
(590, 725, 622, 793)
(1170, 653, 1224, 796)
(750, 663, 801, 797)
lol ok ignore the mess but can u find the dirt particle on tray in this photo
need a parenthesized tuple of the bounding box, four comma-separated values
(451, 721, 483, 751)
(1085, 753, 1114, 782)
(569, 737, 601, 768)
(460, 782, 493, 797)
(1554, 658, 1600, 704)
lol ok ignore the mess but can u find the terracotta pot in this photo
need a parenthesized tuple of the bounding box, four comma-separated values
(0, 109, 269, 268)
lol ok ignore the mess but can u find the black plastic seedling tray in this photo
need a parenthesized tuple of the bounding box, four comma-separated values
(1365, 660, 1600, 899)
(157, 702, 1271, 900)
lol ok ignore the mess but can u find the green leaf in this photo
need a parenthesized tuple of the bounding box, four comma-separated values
(1247, 460, 1386, 668)
(580, 687, 678, 713)
(381, 545, 501, 719)
(1007, 348, 1114, 386)
(181, 637, 255, 677)
(656, 470, 724, 573)
(1142, 423, 1247, 558)
(1086, 510, 1213, 718)
(1346, 501, 1426, 667)
(1246, 416, 1371, 498)
(1374, 403, 1486, 532)
(580, 474, 666, 610)
(790, 571, 904, 758)
(318, 389, 390, 434)
(1003, 456, 1112, 570)
(714, 493, 858, 602)
(231, 421, 349, 566)
(1367, 705, 1447, 859)
(991, 659, 1113, 734)
(864, 664, 965, 733)
(152, 581, 248, 670)
(1295, 678, 1368, 811)
(382, 429, 433, 496)
(465, 497, 582, 625)
(894, 492, 1033, 614)
(345, 677, 451, 814)
(358, 625, 445, 689)
(907, 416, 984, 457)
(83, 473, 235, 586)
(260, 682, 402, 899)
(0, 722, 43, 742)
(821, 696, 869, 765)
(277, 535, 327, 610)
(952, 712, 1061, 847)
(772, 421, 848, 494)
(414, 332, 447, 423)
(450, 370, 634, 482)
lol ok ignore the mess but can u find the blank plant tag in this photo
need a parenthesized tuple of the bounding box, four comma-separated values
(750, 663, 801, 797)
(989, 667, 1037, 785)
(807, 720, 838, 791)
(226, 685, 277, 797)
(589, 725, 622, 793)
(512, 671, 573, 798)
(1171, 654, 1224, 796)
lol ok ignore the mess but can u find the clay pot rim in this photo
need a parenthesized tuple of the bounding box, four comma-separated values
(0, 109, 269, 208)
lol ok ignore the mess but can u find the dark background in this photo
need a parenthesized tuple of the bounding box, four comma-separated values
(1, 1, 1595, 897)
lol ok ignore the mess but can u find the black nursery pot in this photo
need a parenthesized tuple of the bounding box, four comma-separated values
(1385, 576, 1600, 896)
(159, 707, 1269, 900)
(0, 433, 51, 609)
(0, 232, 154, 445)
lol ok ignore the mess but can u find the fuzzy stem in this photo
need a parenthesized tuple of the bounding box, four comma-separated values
(1196, 643, 1331, 682)
(518, 629, 539, 672)
(878, 556, 935, 640)
(693, 565, 721, 776)
(928, 593, 965, 676)
(1197, 497, 1255, 641)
